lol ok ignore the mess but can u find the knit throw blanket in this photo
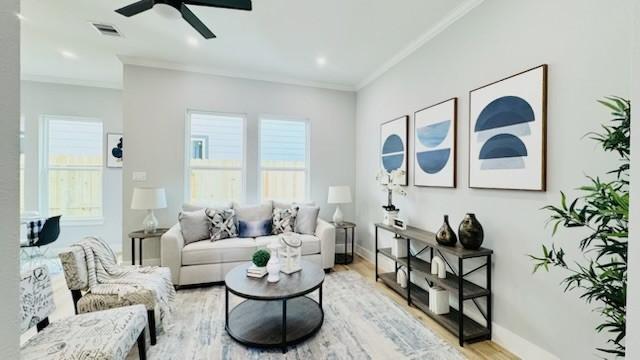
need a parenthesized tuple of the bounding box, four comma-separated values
(75, 236, 175, 325)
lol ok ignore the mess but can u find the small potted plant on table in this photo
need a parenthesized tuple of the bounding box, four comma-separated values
(247, 249, 270, 278)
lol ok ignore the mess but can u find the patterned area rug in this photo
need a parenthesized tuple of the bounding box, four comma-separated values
(139, 270, 464, 360)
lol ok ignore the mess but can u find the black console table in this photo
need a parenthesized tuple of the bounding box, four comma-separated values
(374, 223, 493, 346)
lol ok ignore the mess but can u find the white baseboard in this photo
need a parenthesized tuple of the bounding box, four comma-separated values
(356, 244, 374, 261)
(492, 323, 558, 360)
(354, 243, 557, 360)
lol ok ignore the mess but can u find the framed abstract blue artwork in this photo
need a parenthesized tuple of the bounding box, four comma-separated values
(414, 98, 457, 187)
(380, 116, 408, 186)
(469, 65, 547, 191)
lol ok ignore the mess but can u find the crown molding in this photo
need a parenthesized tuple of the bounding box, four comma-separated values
(21, 73, 122, 89)
(118, 55, 356, 92)
(356, 0, 485, 90)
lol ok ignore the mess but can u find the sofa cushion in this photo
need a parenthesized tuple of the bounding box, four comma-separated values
(255, 234, 320, 256)
(182, 237, 257, 265)
(205, 208, 238, 240)
(272, 206, 298, 234)
(234, 202, 273, 221)
(295, 205, 320, 235)
(178, 209, 210, 245)
(234, 202, 273, 237)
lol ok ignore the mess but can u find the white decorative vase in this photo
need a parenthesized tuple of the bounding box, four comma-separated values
(428, 286, 450, 315)
(396, 267, 408, 288)
(391, 236, 408, 258)
(383, 209, 399, 226)
(266, 243, 281, 283)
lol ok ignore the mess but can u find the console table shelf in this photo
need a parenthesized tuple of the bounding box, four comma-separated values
(374, 223, 493, 346)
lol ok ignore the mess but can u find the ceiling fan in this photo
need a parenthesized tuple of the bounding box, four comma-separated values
(115, 0, 252, 39)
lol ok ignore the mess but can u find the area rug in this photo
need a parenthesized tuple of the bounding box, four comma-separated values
(138, 270, 464, 360)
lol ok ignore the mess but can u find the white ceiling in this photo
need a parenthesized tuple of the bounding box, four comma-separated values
(20, 0, 480, 90)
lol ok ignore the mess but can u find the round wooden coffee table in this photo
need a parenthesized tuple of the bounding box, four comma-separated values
(224, 260, 324, 353)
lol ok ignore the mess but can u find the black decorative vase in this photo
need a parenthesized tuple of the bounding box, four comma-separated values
(458, 213, 484, 250)
(436, 215, 457, 246)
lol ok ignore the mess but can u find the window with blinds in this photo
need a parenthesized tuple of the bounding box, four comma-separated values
(187, 112, 245, 203)
(44, 116, 103, 220)
(260, 118, 309, 203)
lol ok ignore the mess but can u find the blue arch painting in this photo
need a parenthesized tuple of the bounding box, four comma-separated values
(382, 134, 404, 172)
(417, 149, 450, 174)
(479, 134, 528, 159)
(417, 120, 451, 148)
(475, 96, 534, 132)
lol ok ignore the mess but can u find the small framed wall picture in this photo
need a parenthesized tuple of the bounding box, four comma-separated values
(107, 133, 123, 168)
(380, 116, 409, 185)
(468, 65, 547, 191)
(414, 98, 457, 187)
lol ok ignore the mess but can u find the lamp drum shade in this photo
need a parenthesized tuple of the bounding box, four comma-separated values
(328, 186, 352, 204)
(131, 188, 167, 210)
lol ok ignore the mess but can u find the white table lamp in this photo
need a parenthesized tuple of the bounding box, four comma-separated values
(131, 187, 167, 234)
(328, 186, 351, 225)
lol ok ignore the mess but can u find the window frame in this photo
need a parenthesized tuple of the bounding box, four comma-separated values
(184, 110, 247, 204)
(258, 115, 311, 203)
(39, 114, 105, 225)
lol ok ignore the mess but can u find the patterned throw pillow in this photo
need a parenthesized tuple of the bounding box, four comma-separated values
(205, 208, 238, 241)
(272, 206, 299, 234)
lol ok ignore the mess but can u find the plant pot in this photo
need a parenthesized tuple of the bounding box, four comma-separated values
(436, 215, 457, 246)
(458, 213, 484, 250)
(383, 209, 399, 226)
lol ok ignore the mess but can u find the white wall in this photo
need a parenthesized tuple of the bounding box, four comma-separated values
(122, 65, 356, 263)
(355, 1, 633, 359)
(626, 1, 640, 357)
(0, 0, 20, 357)
(21, 81, 123, 252)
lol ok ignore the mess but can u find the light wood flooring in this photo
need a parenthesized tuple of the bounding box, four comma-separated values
(27, 257, 518, 359)
(335, 255, 518, 360)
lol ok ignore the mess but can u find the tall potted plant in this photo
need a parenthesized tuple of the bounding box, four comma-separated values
(531, 97, 629, 357)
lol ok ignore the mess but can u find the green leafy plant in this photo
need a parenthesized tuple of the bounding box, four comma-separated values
(252, 249, 270, 267)
(530, 96, 629, 357)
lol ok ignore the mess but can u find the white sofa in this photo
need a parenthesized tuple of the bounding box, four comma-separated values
(161, 206, 336, 286)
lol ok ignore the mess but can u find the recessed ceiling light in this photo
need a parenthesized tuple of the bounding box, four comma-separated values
(60, 50, 77, 59)
(316, 57, 327, 67)
(187, 36, 199, 47)
(16, 13, 25, 20)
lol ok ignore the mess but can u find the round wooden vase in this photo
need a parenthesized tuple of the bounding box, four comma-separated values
(458, 213, 484, 250)
(435, 215, 457, 246)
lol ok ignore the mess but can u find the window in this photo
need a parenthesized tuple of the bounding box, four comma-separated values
(187, 112, 244, 203)
(260, 118, 309, 202)
(191, 135, 208, 160)
(43, 116, 103, 220)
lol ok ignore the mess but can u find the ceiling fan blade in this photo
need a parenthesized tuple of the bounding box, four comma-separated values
(181, 4, 216, 39)
(184, 0, 251, 11)
(115, 0, 155, 17)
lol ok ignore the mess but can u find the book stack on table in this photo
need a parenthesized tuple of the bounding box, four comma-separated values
(247, 265, 267, 278)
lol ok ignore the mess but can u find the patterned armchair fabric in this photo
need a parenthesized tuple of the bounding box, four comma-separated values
(20, 266, 55, 333)
(20, 305, 147, 360)
(58, 246, 89, 291)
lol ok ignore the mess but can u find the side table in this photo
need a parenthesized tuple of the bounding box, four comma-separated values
(331, 221, 356, 265)
(128, 228, 169, 266)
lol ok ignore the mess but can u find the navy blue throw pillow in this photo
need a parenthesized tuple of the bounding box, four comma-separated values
(238, 219, 272, 238)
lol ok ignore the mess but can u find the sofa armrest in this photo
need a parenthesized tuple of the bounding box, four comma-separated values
(161, 223, 184, 285)
(315, 218, 336, 269)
